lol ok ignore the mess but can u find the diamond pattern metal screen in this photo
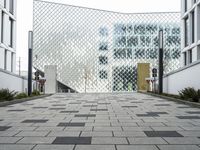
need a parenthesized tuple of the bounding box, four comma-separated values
(33, 0, 181, 93)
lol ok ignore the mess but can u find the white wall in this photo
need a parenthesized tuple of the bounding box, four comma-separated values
(163, 60, 200, 95)
(0, 69, 28, 93)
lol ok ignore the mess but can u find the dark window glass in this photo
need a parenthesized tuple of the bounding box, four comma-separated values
(185, 17, 189, 46)
(9, 0, 14, 14)
(4, 50, 7, 70)
(1, 12, 4, 43)
(99, 70, 108, 79)
(99, 42, 108, 51)
(99, 56, 108, 65)
(192, 11, 195, 43)
(184, 52, 187, 65)
(189, 50, 192, 63)
(9, 17, 13, 47)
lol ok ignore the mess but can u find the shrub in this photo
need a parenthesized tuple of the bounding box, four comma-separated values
(32, 90, 40, 96)
(0, 88, 17, 101)
(15, 93, 28, 99)
(179, 87, 200, 102)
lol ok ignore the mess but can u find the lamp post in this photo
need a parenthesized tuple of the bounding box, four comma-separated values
(28, 31, 33, 96)
(158, 30, 163, 94)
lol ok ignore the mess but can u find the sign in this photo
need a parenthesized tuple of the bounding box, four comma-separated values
(152, 68, 157, 77)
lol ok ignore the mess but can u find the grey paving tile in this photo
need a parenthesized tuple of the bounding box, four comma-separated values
(92, 137, 128, 144)
(0, 144, 35, 150)
(33, 144, 74, 150)
(113, 131, 146, 137)
(128, 137, 168, 144)
(164, 137, 200, 144)
(52, 137, 92, 144)
(117, 145, 159, 150)
(144, 131, 184, 137)
(7, 109, 26, 112)
(90, 109, 108, 111)
(60, 111, 79, 113)
(17, 137, 55, 144)
(81, 131, 112, 137)
(158, 145, 200, 150)
(0, 137, 22, 143)
(48, 131, 80, 137)
(186, 111, 200, 114)
(75, 145, 115, 150)
(15, 131, 49, 137)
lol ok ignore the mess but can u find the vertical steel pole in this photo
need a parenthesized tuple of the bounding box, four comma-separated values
(28, 31, 33, 96)
(158, 30, 163, 94)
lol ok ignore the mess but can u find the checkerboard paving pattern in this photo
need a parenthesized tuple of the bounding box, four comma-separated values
(0, 93, 200, 150)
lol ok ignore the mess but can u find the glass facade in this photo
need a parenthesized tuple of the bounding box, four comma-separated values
(33, 0, 181, 93)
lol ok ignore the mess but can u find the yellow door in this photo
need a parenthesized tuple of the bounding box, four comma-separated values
(137, 63, 150, 91)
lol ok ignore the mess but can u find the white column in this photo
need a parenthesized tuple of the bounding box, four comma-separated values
(44, 65, 57, 94)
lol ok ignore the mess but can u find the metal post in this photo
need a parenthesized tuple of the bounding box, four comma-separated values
(158, 30, 163, 94)
(28, 31, 33, 96)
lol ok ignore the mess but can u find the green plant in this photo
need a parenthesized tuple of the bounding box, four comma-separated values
(32, 90, 40, 96)
(179, 87, 200, 102)
(0, 88, 17, 101)
(15, 92, 28, 99)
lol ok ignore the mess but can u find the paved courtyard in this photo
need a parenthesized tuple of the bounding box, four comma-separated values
(0, 93, 200, 150)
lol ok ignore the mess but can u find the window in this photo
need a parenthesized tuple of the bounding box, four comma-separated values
(99, 70, 108, 79)
(9, 0, 14, 14)
(4, 0, 6, 8)
(185, 0, 187, 12)
(183, 52, 187, 65)
(188, 50, 192, 63)
(4, 50, 7, 70)
(191, 11, 195, 43)
(1, 12, 4, 43)
(197, 45, 200, 60)
(9, 17, 13, 47)
(185, 17, 189, 46)
(99, 42, 108, 51)
(11, 53, 13, 72)
(99, 56, 108, 65)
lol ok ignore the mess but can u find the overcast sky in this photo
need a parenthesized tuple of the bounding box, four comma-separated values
(16, 0, 181, 71)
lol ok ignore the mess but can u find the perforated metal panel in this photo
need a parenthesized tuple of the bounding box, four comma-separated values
(33, 0, 181, 93)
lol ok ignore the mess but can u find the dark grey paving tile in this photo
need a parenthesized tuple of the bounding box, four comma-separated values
(136, 114, 159, 117)
(147, 112, 168, 115)
(176, 116, 200, 119)
(60, 111, 79, 113)
(90, 109, 108, 111)
(52, 104, 66, 106)
(122, 106, 137, 108)
(52, 137, 92, 144)
(131, 101, 144, 103)
(144, 131, 184, 137)
(69, 102, 82, 104)
(7, 109, 26, 112)
(32, 107, 48, 109)
(49, 108, 66, 110)
(22, 103, 34, 105)
(154, 104, 171, 106)
(177, 106, 191, 108)
(83, 105, 98, 107)
(22, 119, 48, 123)
(75, 114, 96, 117)
(186, 111, 200, 114)
(57, 122, 85, 127)
(0, 126, 11, 131)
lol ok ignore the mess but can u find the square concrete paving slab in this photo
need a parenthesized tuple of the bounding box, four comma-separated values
(91, 137, 128, 144)
(33, 144, 74, 150)
(117, 145, 159, 150)
(52, 137, 92, 145)
(157, 145, 200, 150)
(75, 145, 115, 150)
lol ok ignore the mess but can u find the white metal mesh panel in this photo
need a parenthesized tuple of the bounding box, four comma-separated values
(33, 0, 181, 93)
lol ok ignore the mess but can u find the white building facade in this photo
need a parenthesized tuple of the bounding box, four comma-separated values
(0, 0, 16, 73)
(163, 0, 200, 94)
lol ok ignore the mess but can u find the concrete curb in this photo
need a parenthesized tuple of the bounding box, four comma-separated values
(0, 94, 52, 107)
(138, 91, 200, 108)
